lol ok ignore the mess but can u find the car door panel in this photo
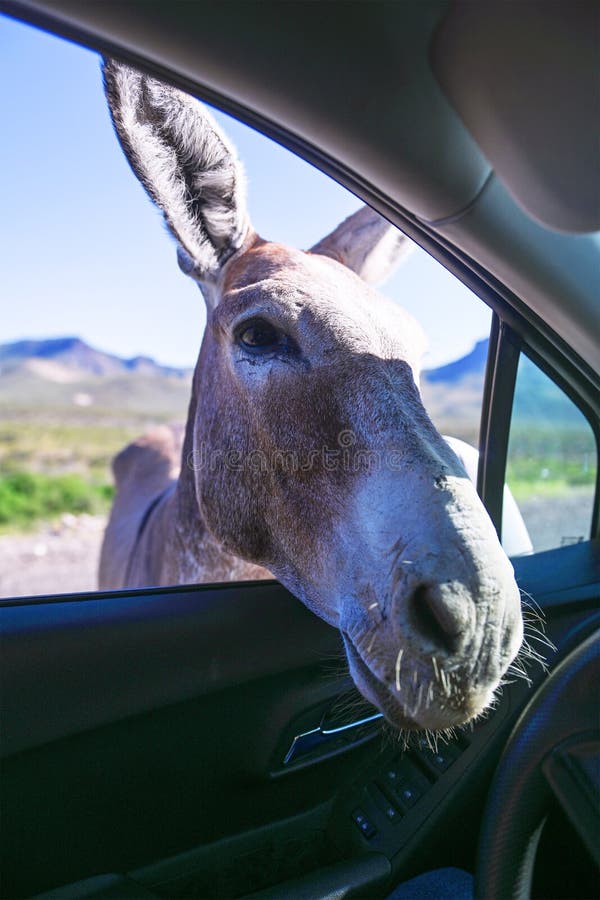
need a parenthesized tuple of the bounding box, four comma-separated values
(2, 543, 599, 898)
(1, 582, 371, 896)
(1, 582, 344, 757)
(0, 2, 598, 898)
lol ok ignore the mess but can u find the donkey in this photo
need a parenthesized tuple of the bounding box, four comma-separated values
(99, 59, 523, 733)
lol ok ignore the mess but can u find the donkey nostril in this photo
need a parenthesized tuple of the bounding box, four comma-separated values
(409, 583, 465, 655)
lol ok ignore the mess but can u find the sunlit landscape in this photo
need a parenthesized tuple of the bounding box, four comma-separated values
(0, 332, 595, 598)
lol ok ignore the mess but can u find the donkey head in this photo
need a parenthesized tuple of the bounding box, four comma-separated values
(103, 60, 523, 732)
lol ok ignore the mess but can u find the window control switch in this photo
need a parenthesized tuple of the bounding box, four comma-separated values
(381, 756, 421, 789)
(392, 778, 427, 810)
(417, 743, 462, 777)
(368, 783, 402, 823)
(381, 768, 431, 811)
(351, 808, 377, 839)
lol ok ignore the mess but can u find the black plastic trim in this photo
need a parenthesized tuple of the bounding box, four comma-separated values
(478, 318, 521, 537)
(2, 542, 598, 760)
(0, 580, 344, 757)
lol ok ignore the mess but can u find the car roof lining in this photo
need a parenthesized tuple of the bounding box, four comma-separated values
(431, 1, 600, 235)
(3, 0, 599, 376)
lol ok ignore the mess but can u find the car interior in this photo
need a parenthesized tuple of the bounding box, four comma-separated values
(1, 2, 598, 899)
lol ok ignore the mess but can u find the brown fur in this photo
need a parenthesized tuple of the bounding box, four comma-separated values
(99, 61, 524, 733)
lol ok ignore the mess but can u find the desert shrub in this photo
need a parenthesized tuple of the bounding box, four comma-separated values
(0, 471, 113, 529)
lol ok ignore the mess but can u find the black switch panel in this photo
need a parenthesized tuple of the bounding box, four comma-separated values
(389, 773, 430, 810)
(379, 756, 431, 812)
(351, 808, 377, 839)
(417, 742, 462, 777)
(381, 756, 420, 790)
(368, 783, 403, 824)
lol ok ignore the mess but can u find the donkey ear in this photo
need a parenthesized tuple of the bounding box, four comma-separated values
(310, 206, 413, 285)
(102, 58, 250, 285)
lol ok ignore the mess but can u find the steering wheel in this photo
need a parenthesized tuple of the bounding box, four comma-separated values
(475, 628, 599, 899)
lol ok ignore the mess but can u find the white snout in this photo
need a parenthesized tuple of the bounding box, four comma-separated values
(339, 461, 524, 731)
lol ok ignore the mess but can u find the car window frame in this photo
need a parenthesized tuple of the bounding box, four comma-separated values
(1, 4, 598, 599)
(478, 315, 600, 547)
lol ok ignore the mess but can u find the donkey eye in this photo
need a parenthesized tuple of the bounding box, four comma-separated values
(237, 319, 281, 351)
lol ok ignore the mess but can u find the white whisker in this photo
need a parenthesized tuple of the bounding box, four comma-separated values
(395, 648, 404, 691)
(440, 667, 450, 697)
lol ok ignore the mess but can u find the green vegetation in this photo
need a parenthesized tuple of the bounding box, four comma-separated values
(1, 339, 597, 534)
(505, 354, 597, 503)
(506, 424, 596, 502)
(0, 418, 151, 532)
(0, 471, 113, 532)
(0, 345, 191, 533)
(0, 420, 145, 479)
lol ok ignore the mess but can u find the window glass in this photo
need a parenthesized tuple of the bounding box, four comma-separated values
(0, 15, 490, 599)
(506, 353, 597, 552)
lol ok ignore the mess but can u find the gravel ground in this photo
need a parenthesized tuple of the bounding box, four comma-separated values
(518, 488, 594, 553)
(0, 514, 107, 599)
(0, 489, 593, 600)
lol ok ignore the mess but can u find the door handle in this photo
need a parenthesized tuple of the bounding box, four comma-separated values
(283, 710, 383, 766)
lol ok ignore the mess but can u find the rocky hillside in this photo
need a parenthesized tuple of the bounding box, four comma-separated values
(0, 336, 190, 380)
(2, 334, 579, 442)
(0, 337, 192, 419)
(420, 338, 487, 440)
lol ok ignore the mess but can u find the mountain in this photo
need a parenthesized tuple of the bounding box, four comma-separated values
(423, 338, 488, 385)
(0, 334, 583, 435)
(2, 333, 482, 387)
(420, 336, 587, 432)
(419, 340, 488, 441)
(0, 336, 190, 381)
(0, 337, 193, 420)
(0, 335, 488, 442)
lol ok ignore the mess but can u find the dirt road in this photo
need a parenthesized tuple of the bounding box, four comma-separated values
(0, 514, 107, 599)
(0, 489, 592, 600)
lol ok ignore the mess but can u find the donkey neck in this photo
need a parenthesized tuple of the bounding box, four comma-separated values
(168, 376, 270, 585)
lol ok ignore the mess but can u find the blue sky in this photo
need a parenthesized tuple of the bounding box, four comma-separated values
(1, 13, 490, 369)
